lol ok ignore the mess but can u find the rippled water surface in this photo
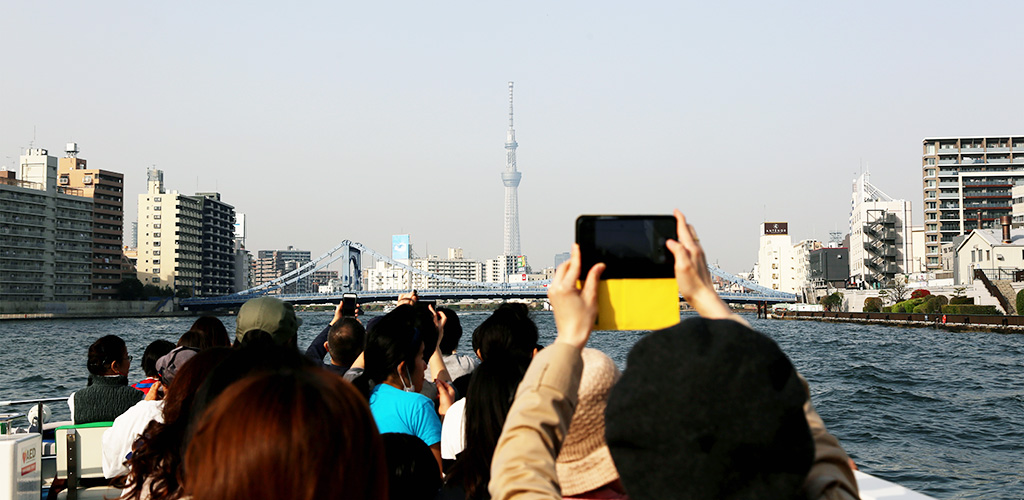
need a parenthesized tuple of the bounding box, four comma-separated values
(1, 312, 1021, 499)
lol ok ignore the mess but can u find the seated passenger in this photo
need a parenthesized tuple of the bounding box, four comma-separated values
(489, 211, 859, 500)
(177, 316, 231, 350)
(352, 305, 455, 472)
(70, 335, 144, 424)
(233, 296, 302, 349)
(183, 367, 388, 500)
(133, 340, 175, 395)
(555, 348, 625, 499)
(381, 433, 442, 500)
(426, 308, 479, 382)
(102, 346, 202, 480)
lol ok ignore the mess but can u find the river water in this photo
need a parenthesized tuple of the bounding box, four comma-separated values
(1, 312, 1021, 499)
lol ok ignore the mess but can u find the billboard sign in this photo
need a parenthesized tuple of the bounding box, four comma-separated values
(234, 213, 246, 240)
(764, 222, 789, 235)
(392, 234, 410, 260)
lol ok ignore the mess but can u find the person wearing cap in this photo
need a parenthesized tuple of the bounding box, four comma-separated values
(101, 346, 199, 479)
(489, 211, 859, 500)
(234, 296, 303, 348)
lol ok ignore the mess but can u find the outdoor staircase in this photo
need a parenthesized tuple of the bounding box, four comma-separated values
(972, 269, 1016, 315)
(993, 280, 1017, 315)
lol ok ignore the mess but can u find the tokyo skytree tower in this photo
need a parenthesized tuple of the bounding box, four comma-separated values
(502, 81, 522, 256)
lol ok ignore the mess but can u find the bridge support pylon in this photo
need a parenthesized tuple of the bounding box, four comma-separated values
(341, 242, 362, 292)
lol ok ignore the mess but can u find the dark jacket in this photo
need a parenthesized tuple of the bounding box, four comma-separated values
(73, 375, 144, 424)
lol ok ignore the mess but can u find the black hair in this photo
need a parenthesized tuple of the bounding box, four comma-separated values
(141, 340, 176, 378)
(178, 316, 230, 350)
(328, 317, 366, 368)
(471, 303, 538, 362)
(444, 356, 530, 499)
(352, 305, 424, 399)
(437, 307, 462, 355)
(381, 433, 441, 500)
(87, 334, 128, 376)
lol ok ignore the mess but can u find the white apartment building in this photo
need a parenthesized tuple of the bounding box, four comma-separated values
(849, 172, 913, 287)
(363, 248, 483, 291)
(755, 222, 798, 294)
(484, 254, 529, 283)
(0, 149, 93, 302)
(792, 239, 822, 301)
(137, 169, 203, 291)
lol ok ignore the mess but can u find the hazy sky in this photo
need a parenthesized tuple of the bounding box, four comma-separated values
(3, 1, 1022, 272)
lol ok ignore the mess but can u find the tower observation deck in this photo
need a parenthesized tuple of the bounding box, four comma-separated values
(503, 81, 522, 256)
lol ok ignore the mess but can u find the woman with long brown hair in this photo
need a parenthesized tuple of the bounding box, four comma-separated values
(184, 367, 388, 500)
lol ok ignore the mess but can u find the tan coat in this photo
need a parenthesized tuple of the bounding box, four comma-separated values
(489, 342, 859, 500)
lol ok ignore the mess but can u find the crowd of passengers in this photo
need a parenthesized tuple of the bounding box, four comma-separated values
(67, 212, 859, 500)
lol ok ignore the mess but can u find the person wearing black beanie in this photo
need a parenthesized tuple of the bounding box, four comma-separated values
(489, 210, 859, 500)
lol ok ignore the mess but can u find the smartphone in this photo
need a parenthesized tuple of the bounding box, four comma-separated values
(576, 215, 681, 331)
(342, 293, 358, 317)
(415, 300, 437, 312)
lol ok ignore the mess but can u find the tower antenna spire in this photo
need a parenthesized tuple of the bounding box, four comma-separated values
(502, 81, 522, 256)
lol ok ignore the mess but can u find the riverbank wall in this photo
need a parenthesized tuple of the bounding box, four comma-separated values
(774, 310, 1024, 333)
(0, 298, 189, 320)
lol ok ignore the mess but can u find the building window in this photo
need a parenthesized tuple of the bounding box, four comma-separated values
(971, 250, 976, 263)
(986, 250, 991, 261)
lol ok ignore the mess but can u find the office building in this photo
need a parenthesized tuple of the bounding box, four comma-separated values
(363, 248, 483, 291)
(1, 149, 93, 302)
(57, 143, 125, 300)
(485, 254, 529, 283)
(849, 173, 912, 287)
(755, 222, 798, 293)
(808, 247, 850, 290)
(922, 136, 1024, 270)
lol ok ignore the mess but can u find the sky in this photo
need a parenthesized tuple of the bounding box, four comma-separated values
(2, 1, 1023, 272)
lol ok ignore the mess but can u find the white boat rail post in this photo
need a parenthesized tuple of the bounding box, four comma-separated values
(0, 398, 68, 432)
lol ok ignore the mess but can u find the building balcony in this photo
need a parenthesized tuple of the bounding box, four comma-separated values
(987, 147, 1010, 153)
(937, 181, 960, 187)
(938, 192, 960, 199)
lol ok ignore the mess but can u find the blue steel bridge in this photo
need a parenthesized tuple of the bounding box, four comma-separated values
(180, 240, 795, 311)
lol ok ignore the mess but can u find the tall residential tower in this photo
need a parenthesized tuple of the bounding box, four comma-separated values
(502, 81, 522, 256)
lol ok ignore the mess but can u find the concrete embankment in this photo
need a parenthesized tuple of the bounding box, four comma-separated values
(0, 298, 193, 321)
(774, 310, 1024, 334)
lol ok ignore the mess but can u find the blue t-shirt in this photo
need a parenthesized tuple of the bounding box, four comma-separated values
(369, 383, 442, 446)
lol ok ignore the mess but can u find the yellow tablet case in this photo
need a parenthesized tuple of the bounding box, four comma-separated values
(592, 278, 680, 331)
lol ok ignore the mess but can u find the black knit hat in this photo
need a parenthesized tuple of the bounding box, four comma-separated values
(604, 317, 814, 500)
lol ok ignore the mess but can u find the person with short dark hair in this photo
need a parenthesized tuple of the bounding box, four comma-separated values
(325, 317, 366, 374)
(433, 308, 478, 381)
(70, 335, 144, 424)
(133, 339, 175, 395)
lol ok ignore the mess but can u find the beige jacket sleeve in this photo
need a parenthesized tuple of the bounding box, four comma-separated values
(801, 376, 861, 500)
(489, 342, 583, 500)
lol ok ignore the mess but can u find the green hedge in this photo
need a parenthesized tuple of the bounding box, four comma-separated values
(1017, 289, 1024, 316)
(881, 306, 893, 313)
(949, 297, 974, 305)
(891, 297, 928, 313)
(940, 304, 1002, 315)
(863, 297, 883, 313)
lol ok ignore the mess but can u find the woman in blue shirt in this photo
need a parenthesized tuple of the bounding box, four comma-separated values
(353, 303, 454, 473)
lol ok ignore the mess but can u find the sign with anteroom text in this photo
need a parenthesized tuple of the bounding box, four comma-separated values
(764, 222, 789, 235)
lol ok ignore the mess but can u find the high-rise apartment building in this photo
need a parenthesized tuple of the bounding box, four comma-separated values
(57, 143, 124, 300)
(254, 247, 312, 294)
(137, 169, 202, 292)
(137, 170, 235, 296)
(0, 149, 93, 302)
(922, 136, 1024, 270)
(195, 193, 236, 296)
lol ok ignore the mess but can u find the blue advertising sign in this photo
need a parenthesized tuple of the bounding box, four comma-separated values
(392, 234, 410, 260)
